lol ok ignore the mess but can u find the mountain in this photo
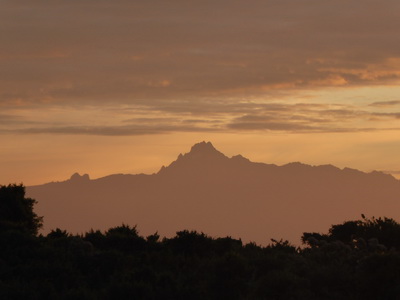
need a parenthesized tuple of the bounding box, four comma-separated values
(27, 141, 400, 244)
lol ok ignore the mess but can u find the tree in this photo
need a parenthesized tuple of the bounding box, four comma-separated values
(0, 184, 43, 235)
(105, 224, 146, 251)
(302, 216, 400, 250)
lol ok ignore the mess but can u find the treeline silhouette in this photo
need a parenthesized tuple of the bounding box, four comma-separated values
(2, 184, 400, 299)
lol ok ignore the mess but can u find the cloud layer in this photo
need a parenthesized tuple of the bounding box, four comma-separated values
(1, 100, 399, 136)
(2, 1, 400, 105)
(1, 1, 400, 136)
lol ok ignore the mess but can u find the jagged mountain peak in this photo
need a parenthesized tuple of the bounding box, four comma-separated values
(158, 142, 229, 174)
(186, 141, 225, 158)
(190, 141, 216, 152)
(70, 173, 90, 181)
(180, 141, 227, 160)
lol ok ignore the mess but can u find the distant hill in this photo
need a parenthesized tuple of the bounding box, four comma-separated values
(27, 141, 400, 244)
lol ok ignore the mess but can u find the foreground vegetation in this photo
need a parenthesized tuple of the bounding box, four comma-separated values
(2, 184, 400, 299)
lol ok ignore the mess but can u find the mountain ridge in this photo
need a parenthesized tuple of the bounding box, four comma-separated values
(36, 141, 396, 184)
(27, 141, 400, 244)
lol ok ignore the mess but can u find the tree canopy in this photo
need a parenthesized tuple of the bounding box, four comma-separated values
(0, 184, 43, 235)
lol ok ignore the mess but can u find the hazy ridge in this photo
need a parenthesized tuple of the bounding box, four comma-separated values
(27, 141, 400, 244)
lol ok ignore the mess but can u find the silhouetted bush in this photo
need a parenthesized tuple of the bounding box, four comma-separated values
(0, 184, 43, 235)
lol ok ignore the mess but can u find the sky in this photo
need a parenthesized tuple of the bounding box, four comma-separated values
(1, 0, 400, 185)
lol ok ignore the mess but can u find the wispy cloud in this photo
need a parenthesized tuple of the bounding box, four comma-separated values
(12, 124, 218, 136)
(0, 114, 21, 124)
(1, 100, 399, 135)
(369, 100, 400, 107)
(372, 112, 400, 119)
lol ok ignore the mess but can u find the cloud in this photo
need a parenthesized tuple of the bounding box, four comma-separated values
(2, 1, 400, 136)
(1, 0, 400, 107)
(12, 124, 218, 136)
(0, 114, 21, 124)
(369, 100, 400, 107)
(1, 99, 399, 136)
(0, 113, 45, 126)
(227, 120, 316, 132)
(226, 102, 400, 133)
(373, 112, 400, 119)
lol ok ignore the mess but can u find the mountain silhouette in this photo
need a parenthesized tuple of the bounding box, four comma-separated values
(69, 172, 90, 182)
(27, 141, 400, 244)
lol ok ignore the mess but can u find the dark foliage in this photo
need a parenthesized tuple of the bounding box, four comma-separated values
(0, 184, 43, 235)
(2, 184, 400, 299)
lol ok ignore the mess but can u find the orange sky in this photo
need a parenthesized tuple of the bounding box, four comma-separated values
(1, 0, 400, 185)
